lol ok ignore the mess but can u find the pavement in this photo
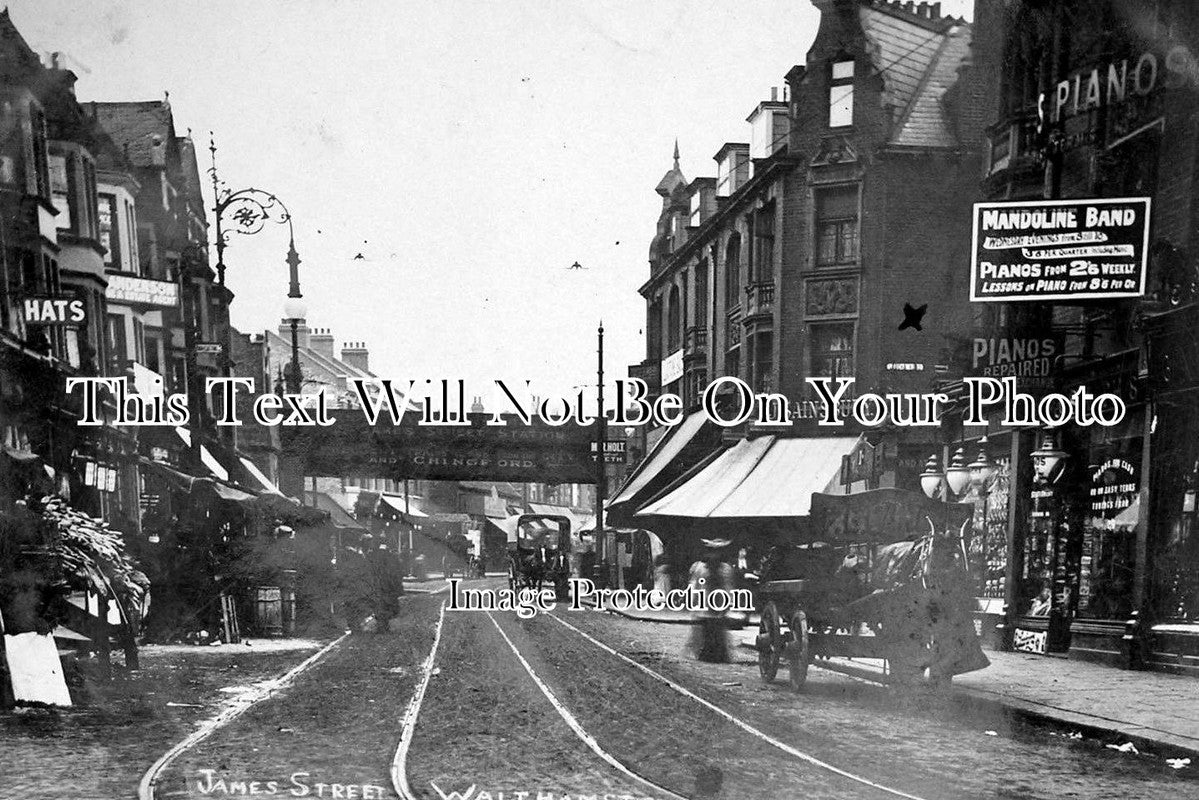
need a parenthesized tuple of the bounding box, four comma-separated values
(599, 603, 1199, 759)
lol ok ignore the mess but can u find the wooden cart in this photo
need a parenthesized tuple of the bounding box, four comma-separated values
(754, 488, 984, 691)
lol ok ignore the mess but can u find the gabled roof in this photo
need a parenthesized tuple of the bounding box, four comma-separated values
(859, 2, 972, 149)
(0, 10, 43, 81)
(91, 100, 175, 167)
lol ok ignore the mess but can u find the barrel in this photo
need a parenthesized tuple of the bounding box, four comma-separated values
(254, 586, 283, 637)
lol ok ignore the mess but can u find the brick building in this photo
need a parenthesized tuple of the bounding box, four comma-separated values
(956, 0, 1199, 673)
(632, 0, 986, 480)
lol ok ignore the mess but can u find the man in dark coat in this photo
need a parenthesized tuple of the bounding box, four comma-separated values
(367, 540, 405, 632)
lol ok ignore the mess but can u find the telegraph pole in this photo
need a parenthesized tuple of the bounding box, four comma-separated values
(595, 322, 606, 585)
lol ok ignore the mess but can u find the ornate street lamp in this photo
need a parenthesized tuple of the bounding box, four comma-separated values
(282, 295, 307, 396)
(945, 446, 972, 497)
(969, 436, 998, 487)
(920, 452, 946, 500)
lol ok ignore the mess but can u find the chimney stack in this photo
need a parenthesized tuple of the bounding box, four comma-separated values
(341, 341, 370, 373)
(278, 318, 310, 350)
(310, 327, 335, 360)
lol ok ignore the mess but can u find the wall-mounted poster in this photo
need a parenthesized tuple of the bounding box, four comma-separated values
(971, 198, 1150, 302)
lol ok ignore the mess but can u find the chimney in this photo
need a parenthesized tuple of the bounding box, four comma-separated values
(310, 327, 335, 359)
(930, 2, 941, 18)
(278, 318, 311, 350)
(341, 341, 369, 373)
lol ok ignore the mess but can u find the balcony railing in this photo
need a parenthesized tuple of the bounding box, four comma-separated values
(685, 325, 708, 356)
(745, 281, 776, 318)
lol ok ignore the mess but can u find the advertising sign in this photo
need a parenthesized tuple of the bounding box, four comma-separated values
(105, 274, 180, 308)
(971, 198, 1150, 302)
(285, 413, 598, 484)
(660, 348, 683, 387)
(590, 439, 627, 464)
(970, 335, 1063, 392)
(21, 295, 85, 325)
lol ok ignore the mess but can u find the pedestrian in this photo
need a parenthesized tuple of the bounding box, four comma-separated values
(368, 540, 405, 632)
(688, 538, 733, 663)
(337, 534, 373, 633)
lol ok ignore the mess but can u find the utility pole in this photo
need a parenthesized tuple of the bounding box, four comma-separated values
(595, 321, 606, 586)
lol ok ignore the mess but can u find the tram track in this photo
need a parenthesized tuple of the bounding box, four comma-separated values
(545, 610, 930, 800)
(137, 632, 350, 800)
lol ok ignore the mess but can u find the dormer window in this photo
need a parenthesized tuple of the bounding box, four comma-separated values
(829, 58, 855, 128)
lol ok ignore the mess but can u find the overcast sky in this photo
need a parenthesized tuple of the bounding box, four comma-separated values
(12, 0, 971, 403)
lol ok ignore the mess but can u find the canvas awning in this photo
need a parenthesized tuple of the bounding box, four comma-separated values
(608, 409, 720, 517)
(174, 427, 229, 482)
(636, 434, 862, 519)
(380, 493, 428, 518)
(239, 457, 283, 495)
(303, 490, 367, 530)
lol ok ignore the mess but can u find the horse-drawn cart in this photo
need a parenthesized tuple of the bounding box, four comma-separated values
(507, 514, 573, 599)
(754, 488, 988, 691)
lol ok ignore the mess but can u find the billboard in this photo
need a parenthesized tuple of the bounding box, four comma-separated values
(971, 197, 1150, 302)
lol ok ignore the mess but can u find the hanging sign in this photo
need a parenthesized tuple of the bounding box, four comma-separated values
(971, 198, 1150, 302)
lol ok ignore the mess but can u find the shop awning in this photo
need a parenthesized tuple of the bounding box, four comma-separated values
(211, 481, 256, 502)
(636, 434, 862, 519)
(380, 493, 428, 518)
(608, 409, 720, 516)
(528, 502, 590, 531)
(174, 427, 229, 482)
(303, 491, 367, 530)
(239, 457, 283, 495)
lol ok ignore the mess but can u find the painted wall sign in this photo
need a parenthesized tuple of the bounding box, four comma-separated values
(21, 295, 85, 325)
(971, 198, 1150, 302)
(970, 336, 1062, 392)
(1037, 45, 1199, 133)
(285, 413, 598, 484)
(660, 348, 683, 387)
(105, 274, 180, 308)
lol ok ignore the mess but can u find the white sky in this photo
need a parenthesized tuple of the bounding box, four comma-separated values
(11, 0, 972, 401)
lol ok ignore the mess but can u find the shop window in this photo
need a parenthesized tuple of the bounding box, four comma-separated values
(1077, 434, 1142, 620)
(815, 186, 859, 267)
(829, 58, 855, 128)
(809, 322, 854, 380)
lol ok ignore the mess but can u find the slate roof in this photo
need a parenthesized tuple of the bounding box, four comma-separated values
(91, 101, 174, 167)
(859, 2, 972, 149)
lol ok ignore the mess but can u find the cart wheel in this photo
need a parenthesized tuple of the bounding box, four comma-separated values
(788, 611, 810, 693)
(756, 602, 781, 683)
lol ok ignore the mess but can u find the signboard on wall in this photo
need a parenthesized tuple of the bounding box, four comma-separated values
(105, 274, 180, 308)
(21, 295, 85, 325)
(969, 335, 1063, 393)
(660, 348, 683, 387)
(970, 198, 1150, 302)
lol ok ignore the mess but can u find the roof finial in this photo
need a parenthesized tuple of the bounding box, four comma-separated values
(673, 138, 680, 169)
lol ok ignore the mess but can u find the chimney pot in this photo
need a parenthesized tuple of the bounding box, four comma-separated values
(770, 86, 778, 101)
(930, 2, 940, 17)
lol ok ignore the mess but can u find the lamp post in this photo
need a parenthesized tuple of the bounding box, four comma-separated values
(283, 295, 307, 396)
(208, 136, 302, 411)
